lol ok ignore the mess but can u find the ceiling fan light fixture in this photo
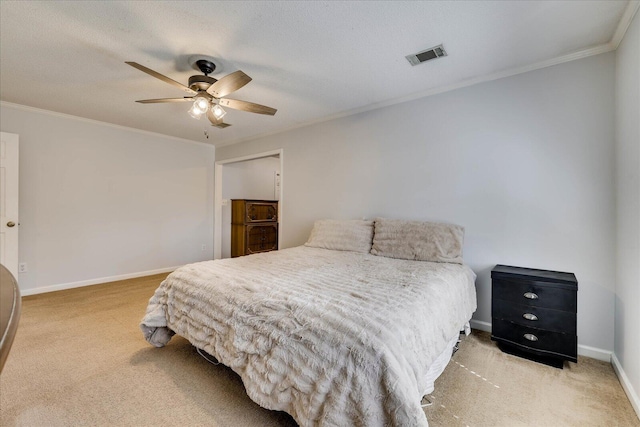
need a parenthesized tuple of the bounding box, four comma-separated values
(194, 96, 210, 111)
(188, 102, 205, 120)
(189, 94, 211, 119)
(211, 103, 227, 120)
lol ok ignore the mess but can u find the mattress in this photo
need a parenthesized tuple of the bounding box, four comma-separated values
(141, 246, 477, 426)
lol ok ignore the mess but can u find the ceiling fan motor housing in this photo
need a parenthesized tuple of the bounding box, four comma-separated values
(189, 75, 217, 92)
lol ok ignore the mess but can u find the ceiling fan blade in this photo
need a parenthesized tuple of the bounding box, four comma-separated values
(219, 98, 277, 116)
(135, 97, 194, 103)
(126, 61, 196, 95)
(212, 122, 231, 129)
(206, 70, 252, 98)
(207, 109, 232, 128)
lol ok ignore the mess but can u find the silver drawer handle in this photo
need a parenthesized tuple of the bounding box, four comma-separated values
(523, 333, 538, 342)
(523, 313, 538, 321)
(524, 292, 538, 300)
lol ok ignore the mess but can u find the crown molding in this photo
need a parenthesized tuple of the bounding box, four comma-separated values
(0, 101, 213, 148)
(341, 43, 616, 117)
(219, 42, 615, 149)
(611, 1, 640, 49)
(219, 2, 637, 150)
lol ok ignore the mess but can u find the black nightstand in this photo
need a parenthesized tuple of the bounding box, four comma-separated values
(491, 265, 578, 368)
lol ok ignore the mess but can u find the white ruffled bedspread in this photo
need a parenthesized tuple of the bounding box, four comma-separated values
(140, 246, 477, 427)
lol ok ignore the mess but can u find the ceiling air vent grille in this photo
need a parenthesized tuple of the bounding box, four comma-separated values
(406, 44, 447, 66)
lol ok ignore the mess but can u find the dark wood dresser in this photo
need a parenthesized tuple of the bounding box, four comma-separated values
(231, 199, 278, 257)
(491, 264, 578, 368)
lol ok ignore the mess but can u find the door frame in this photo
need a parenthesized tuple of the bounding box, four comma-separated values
(0, 132, 19, 278)
(214, 149, 283, 259)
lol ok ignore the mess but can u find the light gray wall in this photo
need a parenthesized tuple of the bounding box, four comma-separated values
(221, 157, 280, 258)
(0, 103, 215, 293)
(615, 9, 640, 411)
(217, 53, 617, 353)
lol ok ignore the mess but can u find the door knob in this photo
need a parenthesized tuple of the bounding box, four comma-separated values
(6, 221, 15, 228)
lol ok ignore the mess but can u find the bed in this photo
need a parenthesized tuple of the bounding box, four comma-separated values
(141, 218, 477, 427)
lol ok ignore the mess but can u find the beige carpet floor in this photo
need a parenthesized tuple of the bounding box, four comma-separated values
(1, 273, 638, 427)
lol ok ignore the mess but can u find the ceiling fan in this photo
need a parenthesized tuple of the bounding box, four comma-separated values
(125, 58, 277, 129)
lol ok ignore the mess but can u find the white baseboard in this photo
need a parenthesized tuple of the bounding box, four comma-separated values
(612, 353, 640, 420)
(470, 319, 492, 332)
(20, 266, 180, 296)
(577, 344, 612, 362)
(468, 319, 612, 362)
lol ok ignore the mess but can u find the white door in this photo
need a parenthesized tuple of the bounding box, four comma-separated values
(0, 132, 19, 278)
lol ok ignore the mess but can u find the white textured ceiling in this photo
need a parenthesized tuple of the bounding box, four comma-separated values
(0, 1, 633, 146)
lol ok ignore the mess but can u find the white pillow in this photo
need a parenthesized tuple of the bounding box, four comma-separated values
(371, 218, 464, 263)
(305, 219, 374, 253)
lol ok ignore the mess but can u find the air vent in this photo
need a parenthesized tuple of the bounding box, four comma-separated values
(406, 44, 447, 66)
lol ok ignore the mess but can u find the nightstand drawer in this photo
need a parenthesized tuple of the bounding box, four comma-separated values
(493, 298, 576, 334)
(492, 319, 577, 360)
(492, 278, 576, 311)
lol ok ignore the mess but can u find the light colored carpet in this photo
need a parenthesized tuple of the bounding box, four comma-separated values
(425, 332, 639, 427)
(0, 274, 637, 427)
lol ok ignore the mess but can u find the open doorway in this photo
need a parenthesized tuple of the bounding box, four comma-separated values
(214, 149, 283, 259)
